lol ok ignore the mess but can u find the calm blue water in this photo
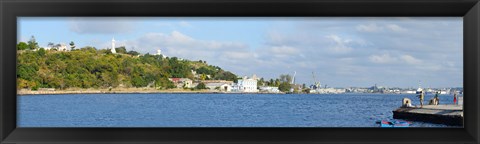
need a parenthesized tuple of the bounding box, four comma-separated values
(18, 93, 460, 127)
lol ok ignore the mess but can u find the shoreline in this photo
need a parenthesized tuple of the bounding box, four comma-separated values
(17, 89, 285, 95)
(17, 89, 458, 96)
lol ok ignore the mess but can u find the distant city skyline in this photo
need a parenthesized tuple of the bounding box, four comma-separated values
(18, 17, 463, 88)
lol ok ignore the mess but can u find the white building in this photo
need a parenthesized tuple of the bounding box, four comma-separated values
(168, 78, 193, 88)
(154, 49, 169, 58)
(259, 86, 280, 93)
(401, 90, 417, 94)
(199, 80, 233, 92)
(44, 43, 68, 51)
(57, 43, 68, 51)
(233, 75, 259, 93)
(310, 87, 346, 94)
(205, 83, 232, 92)
(111, 37, 117, 54)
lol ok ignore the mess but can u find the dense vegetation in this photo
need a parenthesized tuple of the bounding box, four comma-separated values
(17, 43, 238, 90)
(257, 74, 293, 92)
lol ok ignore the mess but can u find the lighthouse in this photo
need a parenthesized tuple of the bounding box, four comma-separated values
(111, 37, 117, 54)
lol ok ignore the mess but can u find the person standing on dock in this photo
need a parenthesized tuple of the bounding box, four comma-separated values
(417, 91, 425, 107)
(434, 91, 440, 105)
(454, 91, 458, 105)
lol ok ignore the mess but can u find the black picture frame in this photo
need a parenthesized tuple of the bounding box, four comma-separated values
(1, 0, 479, 143)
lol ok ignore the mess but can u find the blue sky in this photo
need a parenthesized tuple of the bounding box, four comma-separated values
(18, 17, 463, 88)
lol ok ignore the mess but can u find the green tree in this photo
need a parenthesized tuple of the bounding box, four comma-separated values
(127, 50, 140, 56)
(257, 78, 265, 87)
(131, 75, 148, 87)
(279, 74, 292, 83)
(69, 41, 76, 51)
(213, 70, 237, 82)
(37, 48, 46, 56)
(16, 44, 241, 91)
(197, 66, 215, 75)
(47, 42, 57, 51)
(274, 79, 280, 87)
(200, 74, 207, 80)
(27, 36, 39, 50)
(115, 46, 127, 54)
(196, 82, 207, 89)
(17, 64, 38, 81)
(278, 82, 292, 92)
(17, 42, 28, 50)
(154, 77, 175, 89)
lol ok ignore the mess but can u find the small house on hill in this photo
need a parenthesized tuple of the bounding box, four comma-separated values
(205, 83, 232, 92)
(168, 78, 193, 88)
(200, 80, 234, 92)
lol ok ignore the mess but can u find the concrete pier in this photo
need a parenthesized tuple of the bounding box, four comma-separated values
(393, 104, 463, 126)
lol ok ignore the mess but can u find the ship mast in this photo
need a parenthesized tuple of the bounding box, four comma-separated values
(291, 71, 296, 84)
(312, 71, 320, 89)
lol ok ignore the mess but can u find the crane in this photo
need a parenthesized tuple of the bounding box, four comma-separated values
(291, 71, 296, 84)
(312, 71, 321, 89)
(289, 71, 296, 93)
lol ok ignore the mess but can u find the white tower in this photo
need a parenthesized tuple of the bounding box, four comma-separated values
(111, 37, 117, 54)
(157, 49, 162, 55)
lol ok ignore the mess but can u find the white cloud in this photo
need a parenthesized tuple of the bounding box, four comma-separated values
(92, 31, 249, 60)
(69, 18, 135, 34)
(369, 53, 397, 64)
(385, 24, 407, 32)
(153, 21, 194, 29)
(400, 55, 422, 65)
(260, 45, 303, 60)
(418, 65, 442, 71)
(222, 51, 253, 60)
(356, 23, 407, 33)
(57, 17, 462, 88)
(269, 45, 299, 55)
(102, 31, 260, 75)
(179, 21, 193, 28)
(356, 23, 383, 32)
(170, 31, 195, 43)
(369, 54, 423, 66)
(154, 22, 174, 27)
(140, 31, 194, 45)
(265, 31, 291, 46)
(325, 35, 353, 54)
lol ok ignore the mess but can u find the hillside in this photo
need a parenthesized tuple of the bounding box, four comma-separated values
(17, 46, 238, 90)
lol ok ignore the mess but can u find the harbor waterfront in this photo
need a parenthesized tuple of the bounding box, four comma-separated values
(18, 93, 461, 127)
(393, 104, 463, 126)
(17, 17, 463, 128)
